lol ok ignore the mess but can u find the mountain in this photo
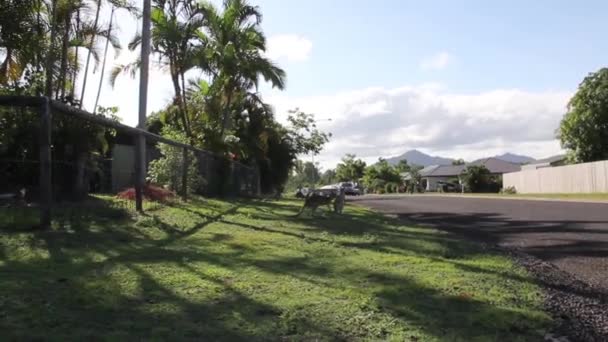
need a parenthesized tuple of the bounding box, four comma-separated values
(493, 153, 535, 164)
(385, 150, 536, 167)
(386, 149, 454, 167)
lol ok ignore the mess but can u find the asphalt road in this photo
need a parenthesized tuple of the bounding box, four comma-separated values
(351, 195, 608, 292)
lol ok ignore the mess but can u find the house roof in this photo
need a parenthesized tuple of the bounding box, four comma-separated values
(469, 158, 521, 174)
(530, 154, 567, 165)
(420, 158, 521, 178)
(418, 165, 441, 177)
(425, 165, 465, 177)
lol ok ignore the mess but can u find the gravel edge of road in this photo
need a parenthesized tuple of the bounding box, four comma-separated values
(356, 201, 608, 341)
(502, 246, 608, 342)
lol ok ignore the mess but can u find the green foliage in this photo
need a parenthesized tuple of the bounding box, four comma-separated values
(319, 169, 337, 185)
(460, 165, 501, 193)
(362, 158, 402, 193)
(452, 159, 466, 165)
(0, 196, 550, 340)
(394, 159, 410, 173)
(405, 165, 424, 193)
(285, 109, 332, 156)
(0, 80, 119, 196)
(559, 68, 608, 163)
(148, 127, 204, 194)
(501, 186, 517, 195)
(335, 154, 367, 182)
(285, 160, 321, 190)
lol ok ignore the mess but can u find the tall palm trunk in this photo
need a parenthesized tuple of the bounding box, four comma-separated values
(79, 0, 102, 108)
(45, 0, 58, 97)
(0, 48, 12, 83)
(169, 57, 190, 136)
(94, 6, 115, 114)
(58, 13, 71, 99)
(35, 0, 44, 78)
(219, 86, 234, 139)
(179, 70, 192, 139)
(170, 70, 189, 134)
(70, 9, 81, 99)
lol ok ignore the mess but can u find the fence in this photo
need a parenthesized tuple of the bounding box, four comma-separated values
(0, 95, 260, 229)
(503, 159, 608, 193)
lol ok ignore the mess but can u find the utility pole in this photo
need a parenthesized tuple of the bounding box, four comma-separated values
(135, 0, 152, 212)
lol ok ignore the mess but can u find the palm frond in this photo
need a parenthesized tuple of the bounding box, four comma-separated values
(128, 32, 142, 51)
(108, 58, 140, 87)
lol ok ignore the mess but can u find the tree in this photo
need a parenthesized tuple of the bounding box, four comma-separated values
(319, 169, 336, 185)
(285, 160, 320, 190)
(0, 0, 41, 85)
(559, 67, 608, 163)
(112, 0, 204, 137)
(197, 0, 286, 138)
(148, 127, 203, 194)
(361, 158, 401, 193)
(452, 158, 465, 165)
(335, 154, 367, 181)
(460, 165, 492, 193)
(80, 0, 137, 107)
(395, 159, 410, 173)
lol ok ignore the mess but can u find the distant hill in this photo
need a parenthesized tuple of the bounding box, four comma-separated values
(493, 153, 535, 164)
(386, 150, 454, 167)
(385, 150, 536, 167)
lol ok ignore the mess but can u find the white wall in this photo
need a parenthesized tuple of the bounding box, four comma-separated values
(424, 176, 451, 191)
(503, 160, 608, 193)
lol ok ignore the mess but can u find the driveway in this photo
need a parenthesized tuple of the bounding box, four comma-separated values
(351, 195, 608, 292)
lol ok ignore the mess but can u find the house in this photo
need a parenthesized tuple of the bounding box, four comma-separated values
(521, 154, 567, 170)
(403, 157, 521, 191)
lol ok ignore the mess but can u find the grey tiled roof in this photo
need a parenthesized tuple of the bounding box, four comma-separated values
(531, 154, 567, 165)
(421, 158, 521, 177)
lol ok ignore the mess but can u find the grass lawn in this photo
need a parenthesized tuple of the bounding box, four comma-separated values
(499, 193, 608, 201)
(0, 196, 550, 341)
(418, 192, 608, 202)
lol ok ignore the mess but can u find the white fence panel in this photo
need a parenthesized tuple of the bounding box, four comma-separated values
(503, 160, 608, 193)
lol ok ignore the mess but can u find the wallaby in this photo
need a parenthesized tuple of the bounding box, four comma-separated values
(333, 187, 345, 214)
(295, 188, 344, 217)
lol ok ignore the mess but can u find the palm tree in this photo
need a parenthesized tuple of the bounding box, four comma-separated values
(79, 0, 137, 108)
(111, 0, 204, 138)
(53, 0, 122, 101)
(0, 0, 41, 85)
(93, 5, 116, 113)
(198, 0, 286, 138)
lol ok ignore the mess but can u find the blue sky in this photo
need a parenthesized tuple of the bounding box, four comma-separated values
(84, 0, 608, 168)
(257, 0, 606, 95)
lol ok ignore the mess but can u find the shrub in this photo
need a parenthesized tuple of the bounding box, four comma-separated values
(384, 182, 399, 193)
(501, 186, 517, 195)
(148, 127, 205, 194)
(117, 184, 175, 202)
(460, 165, 498, 192)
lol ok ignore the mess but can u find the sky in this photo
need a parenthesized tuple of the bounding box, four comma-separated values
(81, 0, 608, 169)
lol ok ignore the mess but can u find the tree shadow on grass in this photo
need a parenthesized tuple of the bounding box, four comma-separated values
(1, 198, 551, 340)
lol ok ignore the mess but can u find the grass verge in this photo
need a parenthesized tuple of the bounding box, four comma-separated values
(0, 196, 550, 341)
(415, 192, 608, 202)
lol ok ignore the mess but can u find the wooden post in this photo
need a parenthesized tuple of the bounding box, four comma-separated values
(135, 0, 152, 212)
(181, 147, 188, 201)
(134, 134, 144, 211)
(39, 97, 52, 229)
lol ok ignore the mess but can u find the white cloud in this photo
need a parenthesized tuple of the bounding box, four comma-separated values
(266, 34, 313, 62)
(420, 52, 451, 70)
(266, 85, 572, 169)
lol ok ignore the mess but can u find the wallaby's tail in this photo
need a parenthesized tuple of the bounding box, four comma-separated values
(292, 202, 307, 217)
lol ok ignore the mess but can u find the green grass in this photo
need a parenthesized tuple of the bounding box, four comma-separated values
(418, 192, 608, 201)
(499, 193, 608, 201)
(0, 196, 550, 341)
